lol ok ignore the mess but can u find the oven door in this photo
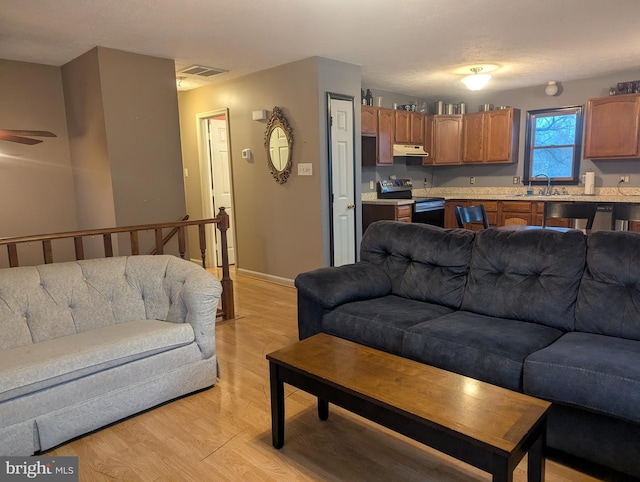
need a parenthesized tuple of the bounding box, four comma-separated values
(412, 200, 445, 227)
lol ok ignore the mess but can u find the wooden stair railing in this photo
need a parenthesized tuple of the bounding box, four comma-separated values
(0, 208, 234, 320)
(149, 214, 189, 256)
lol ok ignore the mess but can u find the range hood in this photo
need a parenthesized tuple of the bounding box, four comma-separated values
(393, 144, 429, 157)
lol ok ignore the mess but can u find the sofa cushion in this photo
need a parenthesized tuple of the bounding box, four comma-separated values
(576, 231, 640, 339)
(461, 228, 586, 331)
(523, 332, 640, 424)
(0, 319, 195, 403)
(360, 222, 475, 309)
(322, 295, 454, 355)
(402, 310, 563, 391)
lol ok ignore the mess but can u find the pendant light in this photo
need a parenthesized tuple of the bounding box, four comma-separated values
(461, 67, 491, 91)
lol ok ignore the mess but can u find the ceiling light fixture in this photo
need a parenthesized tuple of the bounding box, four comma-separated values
(545, 80, 559, 96)
(461, 67, 491, 91)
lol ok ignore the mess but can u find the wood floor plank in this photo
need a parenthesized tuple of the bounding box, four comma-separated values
(45, 271, 602, 481)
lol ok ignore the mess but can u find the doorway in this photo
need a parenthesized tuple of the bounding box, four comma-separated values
(328, 94, 356, 266)
(196, 109, 236, 268)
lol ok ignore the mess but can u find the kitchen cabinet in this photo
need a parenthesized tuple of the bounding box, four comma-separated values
(395, 110, 425, 145)
(499, 201, 535, 226)
(361, 106, 394, 166)
(584, 93, 640, 159)
(361, 105, 377, 136)
(462, 108, 520, 164)
(432, 115, 463, 165)
(362, 203, 412, 234)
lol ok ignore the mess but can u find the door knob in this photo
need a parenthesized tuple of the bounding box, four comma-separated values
(347, 203, 355, 209)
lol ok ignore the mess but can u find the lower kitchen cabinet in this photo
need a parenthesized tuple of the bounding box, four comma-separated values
(362, 203, 412, 234)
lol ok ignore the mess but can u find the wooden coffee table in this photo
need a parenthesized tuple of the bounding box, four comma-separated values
(267, 333, 551, 482)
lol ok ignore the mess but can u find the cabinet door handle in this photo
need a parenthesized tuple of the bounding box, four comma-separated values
(347, 203, 355, 209)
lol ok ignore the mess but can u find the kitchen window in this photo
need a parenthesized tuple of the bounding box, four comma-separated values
(523, 106, 583, 184)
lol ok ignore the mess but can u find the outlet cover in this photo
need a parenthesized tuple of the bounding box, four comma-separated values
(513, 176, 520, 184)
(470, 176, 475, 185)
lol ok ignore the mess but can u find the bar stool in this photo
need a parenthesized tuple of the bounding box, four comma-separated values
(611, 203, 640, 230)
(455, 205, 490, 229)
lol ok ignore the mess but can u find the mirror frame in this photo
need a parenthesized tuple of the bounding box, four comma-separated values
(264, 106, 293, 184)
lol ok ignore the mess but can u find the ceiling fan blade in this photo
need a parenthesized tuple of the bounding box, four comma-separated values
(0, 132, 43, 145)
(0, 129, 56, 138)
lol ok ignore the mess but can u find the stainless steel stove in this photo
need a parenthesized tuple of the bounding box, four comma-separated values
(377, 179, 445, 227)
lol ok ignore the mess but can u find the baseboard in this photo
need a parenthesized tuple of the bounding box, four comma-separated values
(236, 268, 294, 287)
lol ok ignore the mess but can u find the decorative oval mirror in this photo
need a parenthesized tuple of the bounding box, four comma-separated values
(264, 106, 293, 184)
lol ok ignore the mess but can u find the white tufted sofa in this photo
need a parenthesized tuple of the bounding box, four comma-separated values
(0, 255, 221, 455)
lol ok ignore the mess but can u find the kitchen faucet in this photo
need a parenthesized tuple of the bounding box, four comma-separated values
(534, 173, 552, 196)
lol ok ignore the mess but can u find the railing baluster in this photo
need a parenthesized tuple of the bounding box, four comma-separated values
(103, 234, 113, 257)
(42, 240, 53, 264)
(130, 231, 139, 255)
(74, 237, 85, 260)
(178, 227, 186, 259)
(8, 244, 18, 268)
(154, 228, 163, 255)
(198, 224, 206, 268)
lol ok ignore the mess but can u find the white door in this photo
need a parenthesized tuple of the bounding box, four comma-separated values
(208, 117, 236, 265)
(330, 97, 356, 266)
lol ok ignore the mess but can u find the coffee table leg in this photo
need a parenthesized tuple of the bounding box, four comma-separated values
(318, 398, 328, 420)
(491, 455, 512, 482)
(527, 425, 546, 482)
(269, 362, 284, 449)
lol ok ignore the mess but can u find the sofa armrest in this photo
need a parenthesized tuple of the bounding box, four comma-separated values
(295, 262, 391, 339)
(181, 266, 223, 359)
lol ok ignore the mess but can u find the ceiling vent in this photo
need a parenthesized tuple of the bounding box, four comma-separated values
(178, 65, 228, 77)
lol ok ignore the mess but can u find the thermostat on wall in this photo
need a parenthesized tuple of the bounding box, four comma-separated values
(252, 110, 267, 121)
(242, 148, 252, 159)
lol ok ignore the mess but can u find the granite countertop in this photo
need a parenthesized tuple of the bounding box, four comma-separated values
(362, 187, 640, 203)
(362, 199, 414, 206)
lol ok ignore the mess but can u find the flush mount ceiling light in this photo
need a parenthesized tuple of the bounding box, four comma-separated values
(545, 80, 559, 96)
(461, 67, 491, 91)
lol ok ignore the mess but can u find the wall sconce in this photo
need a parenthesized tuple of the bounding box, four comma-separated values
(461, 67, 491, 91)
(545, 81, 560, 96)
(252, 110, 267, 121)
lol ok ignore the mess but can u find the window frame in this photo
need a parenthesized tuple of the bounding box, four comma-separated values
(523, 105, 584, 185)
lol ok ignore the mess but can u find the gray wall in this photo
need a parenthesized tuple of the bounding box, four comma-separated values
(363, 67, 640, 193)
(0, 60, 78, 266)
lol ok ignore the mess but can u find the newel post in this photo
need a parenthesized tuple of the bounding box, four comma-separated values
(217, 207, 235, 320)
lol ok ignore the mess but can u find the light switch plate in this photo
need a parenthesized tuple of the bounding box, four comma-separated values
(298, 163, 313, 176)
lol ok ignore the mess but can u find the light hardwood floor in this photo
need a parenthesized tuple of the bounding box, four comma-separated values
(47, 272, 601, 481)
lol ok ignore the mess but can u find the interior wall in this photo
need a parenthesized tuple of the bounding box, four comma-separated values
(0, 60, 78, 266)
(179, 57, 344, 281)
(63, 47, 185, 256)
(362, 67, 640, 192)
(98, 47, 186, 227)
(62, 48, 116, 232)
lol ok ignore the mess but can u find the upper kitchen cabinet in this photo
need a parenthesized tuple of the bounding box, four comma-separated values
(361, 105, 377, 136)
(361, 106, 394, 166)
(462, 108, 520, 164)
(395, 110, 425, 145)
(432, 115, 463, 165)
(585, 94, 640, 159)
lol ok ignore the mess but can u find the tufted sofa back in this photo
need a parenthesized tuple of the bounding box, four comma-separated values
(576, 231, 640, 340)
(0, 255, 218, 352)
(361, 221, 475, 309)
(461, 229, 587, 331)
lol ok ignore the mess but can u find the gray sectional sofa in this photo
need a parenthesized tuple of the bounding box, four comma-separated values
(295, 221, 640, 479)
(0, 255, 221, 455)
